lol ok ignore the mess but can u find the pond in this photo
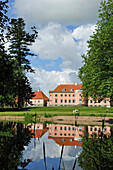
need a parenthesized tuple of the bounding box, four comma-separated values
(0, 121, 113, 170)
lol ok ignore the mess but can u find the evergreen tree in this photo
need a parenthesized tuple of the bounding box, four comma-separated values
(0, 0, 15, 107)
(6, 18, 38, 109)
(78, 0, 113, 106)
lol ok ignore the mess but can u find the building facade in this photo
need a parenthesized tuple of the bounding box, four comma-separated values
(49, 84, 86, 106)
(29, 90, 49, 107)
(48, 84, 110, 107)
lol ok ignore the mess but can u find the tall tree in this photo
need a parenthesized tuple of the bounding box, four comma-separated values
(6, 18, 38, 109)
(0, 0, 15, 107)
(78, 0, 113, 106)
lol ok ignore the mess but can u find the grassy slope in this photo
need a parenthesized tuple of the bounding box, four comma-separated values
(0, 106, 113, 117)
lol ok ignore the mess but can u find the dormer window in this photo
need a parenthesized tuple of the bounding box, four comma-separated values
(62, 88, 66, 91)
(70, 88, 73, 91)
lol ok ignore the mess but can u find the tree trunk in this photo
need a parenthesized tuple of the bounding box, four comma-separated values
(110, 98, 113, 107)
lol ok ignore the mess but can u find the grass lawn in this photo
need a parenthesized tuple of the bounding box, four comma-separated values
(0, 106, 113, 117)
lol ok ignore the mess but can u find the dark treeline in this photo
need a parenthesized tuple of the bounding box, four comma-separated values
(0, 0, 38, 109)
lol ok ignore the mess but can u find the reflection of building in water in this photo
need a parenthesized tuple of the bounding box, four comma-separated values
(48, 124, 113, 146)
(27, 123, 48, 138)
(88, 126, 111, 137)
(48, 124, 86, 146)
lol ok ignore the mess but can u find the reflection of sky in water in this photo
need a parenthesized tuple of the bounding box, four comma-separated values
(23, 132, 82, 170)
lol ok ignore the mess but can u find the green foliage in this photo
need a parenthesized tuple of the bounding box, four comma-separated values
(78, 132, 113, 170)
(5, 18, 38, 109)
(78, 0, 113, 106)
(44, 112, 52, 118)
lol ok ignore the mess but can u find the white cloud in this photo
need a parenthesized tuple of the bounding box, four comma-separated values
(14, 0, 101, 25)
(23, 131, 82, 169)
(27, 67, 80, 96)
(31, 23, 96, 70)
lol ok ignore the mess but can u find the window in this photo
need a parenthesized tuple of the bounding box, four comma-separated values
(38, 101, 40, 103)
(55, 99, 57, 103)
(62, 88, 66, 91)
(70, 88, 73, 91)
(55, 127, 57, 130)
(64, 133, 66, 136)
(98, 128, 101, 132)
(72, 134, 75, 136)
(68, 133, 70, 136)
(60, 133, 62, 136)
(65, 94, 67, 97)
(65, 100, 67, 103)
(68, 127, 71, 130)
(79, 94, 82, 97)
(64, 127, 67, 130)
(79, 126, 82, 131)
(62, 139, 65, 142)
(69, 100, 71, 103)
(54, 133, 57, 135)
(73, 100, 75, 103)
(61, 100, 63, 103)
(104, 100, 106, 103)
(79, 99, 82, 104)
(90, 127, 93, 131)
(69, 94, 71, 97)
(73, 94, 75, 97)
(94, 128, 97, 131)
(90, 100, 92, 103)
(104, 128, 107, 131)
(60, 127, 62, 130)
(72, 127, 75, 130)
(79, 134, 82, 137)
(61, 94, 63, 97)
(55, 94, 57, 97)
(70, 139, 73, 142)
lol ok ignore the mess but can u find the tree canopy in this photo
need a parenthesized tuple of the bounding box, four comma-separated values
(0, 1, 38, 108)
(78, 0, 113, 106)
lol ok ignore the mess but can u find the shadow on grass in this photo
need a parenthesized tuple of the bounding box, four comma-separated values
(0, 107, 31, 112)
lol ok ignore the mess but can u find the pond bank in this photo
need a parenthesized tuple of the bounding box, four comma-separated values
(0, 115, 113, 126)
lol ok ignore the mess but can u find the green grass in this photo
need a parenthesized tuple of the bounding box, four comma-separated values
(0, 106, 113, 117)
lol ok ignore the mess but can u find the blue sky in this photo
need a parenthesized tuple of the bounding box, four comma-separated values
(7, 0, 103, 96)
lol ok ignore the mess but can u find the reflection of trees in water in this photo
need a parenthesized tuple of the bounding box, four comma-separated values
(0, 121, 32, 170)
(78, 127, 113, 170)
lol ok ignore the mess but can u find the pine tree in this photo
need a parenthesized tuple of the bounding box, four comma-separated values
(0, 0, 15, 107)
(6, 18, 38, 109)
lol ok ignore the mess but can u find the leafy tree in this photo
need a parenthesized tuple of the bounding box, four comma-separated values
(6, 18, 38, 109)
(78, 127, 113, 170)
(78, 0, 113, 106)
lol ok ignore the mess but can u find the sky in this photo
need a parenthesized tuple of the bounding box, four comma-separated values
(7, 0, 103, 97)
(23, 132, 82, 170)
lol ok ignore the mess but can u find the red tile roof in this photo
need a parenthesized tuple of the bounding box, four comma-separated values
(48, 136, 82, 146)
(30, 129, 48, 138)
(30, 91, 49, 101)
(49, 84, 82, 93)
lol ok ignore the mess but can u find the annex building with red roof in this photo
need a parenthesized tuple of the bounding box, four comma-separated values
(29, 90, 49, 106)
